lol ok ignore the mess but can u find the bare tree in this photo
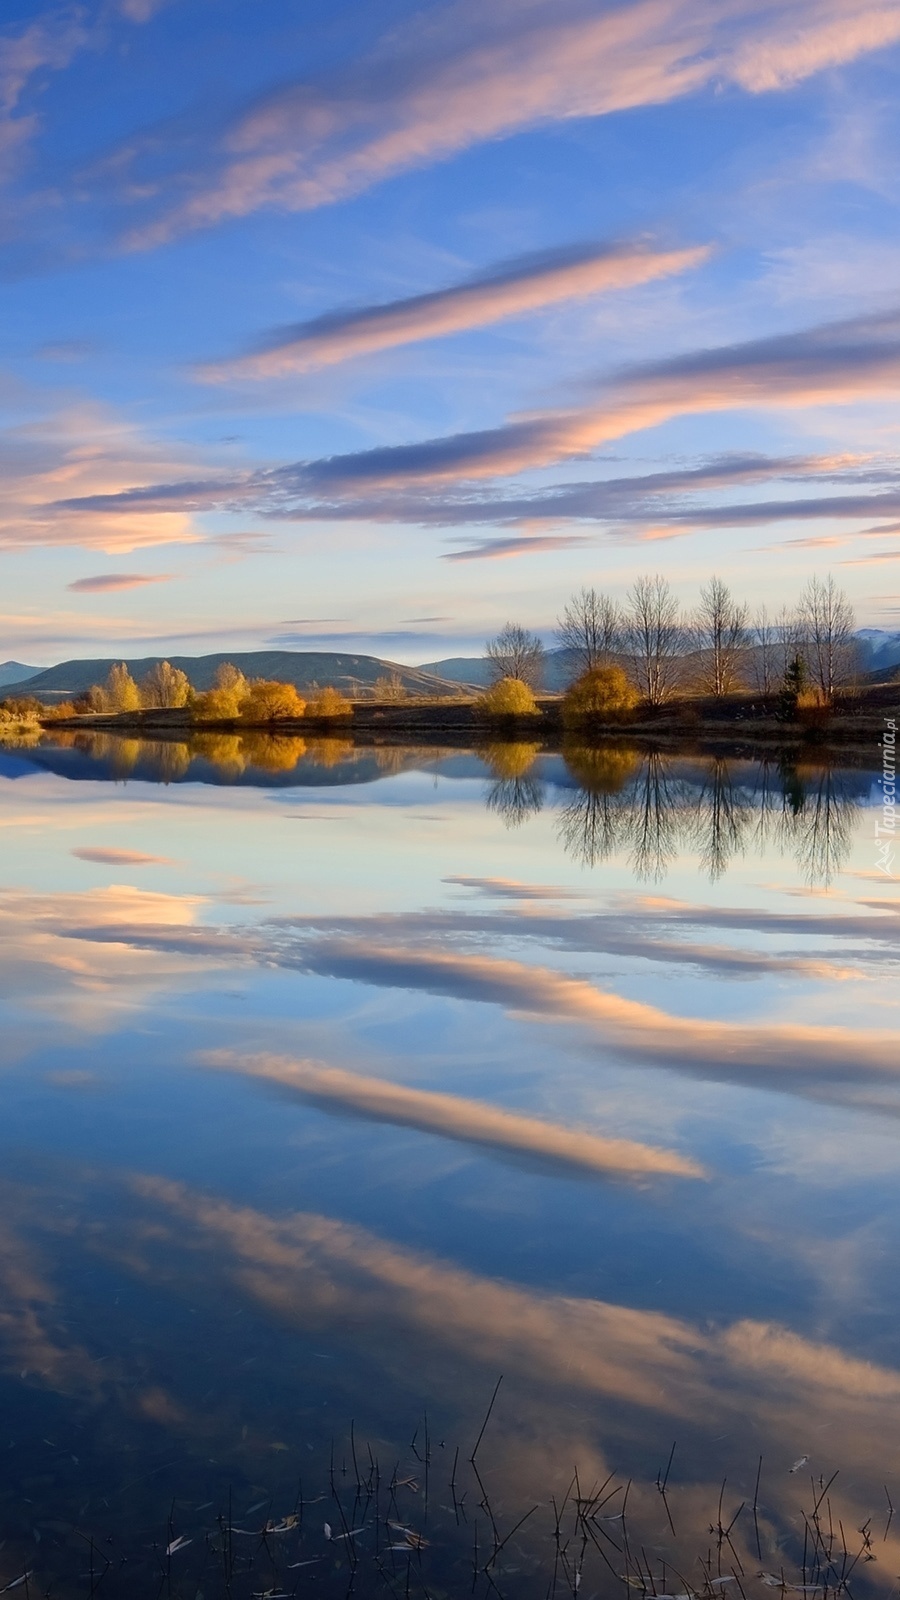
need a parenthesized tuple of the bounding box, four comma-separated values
(374, 671, 407, 702)
(623, 575, 682, 705)
(797, 575, 856, 701)
(692, 576, 748, 696)
(556, 588, 620, 678)
(485, 622, 545, 688)
(750, 605, 778, 694)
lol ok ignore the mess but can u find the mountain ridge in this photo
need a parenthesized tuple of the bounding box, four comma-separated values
(1, 650, 463, 702)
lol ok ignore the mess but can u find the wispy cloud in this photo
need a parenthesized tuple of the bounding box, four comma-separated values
(840, 547, 900, 563)
(262, 308, 900, 492)
(71, 847, 174, 865)
(0, 403, 213, 552)
(197, 242, 710, 379)
(67, 572, 174, 592)
(113, 0, 900, 250)
(200, 1050, 706, 1180)
(443, 531, 593, 561)
(50, 426, 900, 549)
(0, 10, 89, 182)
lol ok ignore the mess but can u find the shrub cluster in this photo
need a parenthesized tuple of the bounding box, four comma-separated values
(561, 664, 639, 726)
(72, 660, 350, 725)
(475, 676, 541, 718)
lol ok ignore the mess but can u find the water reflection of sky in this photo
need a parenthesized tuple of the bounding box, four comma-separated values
(0, 733, 898, 1595)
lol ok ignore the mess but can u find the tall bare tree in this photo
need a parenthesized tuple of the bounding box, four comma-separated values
(556, 588, 620, 678)
(797, 575, 856, 701)
(485, 622, 545, 688)
(692, 576, 748, 696)
(750, 605, 777, 694)
(623, 575, 682, 705)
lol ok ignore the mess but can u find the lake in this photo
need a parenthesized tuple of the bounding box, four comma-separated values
(0, 730, 897, 1599)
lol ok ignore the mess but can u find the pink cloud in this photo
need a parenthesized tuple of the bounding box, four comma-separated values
(121, 0, 900, 250)
(200, 243, 710, 379)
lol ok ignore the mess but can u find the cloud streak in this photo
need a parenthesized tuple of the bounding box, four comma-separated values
(71, 847, 174, 865)
(114, 0, 900, 249)
(0, 403, 210, 552)
(200, 1050, 706, 1180)
(198, 242, 709, 379)
(67, 572, 174, 592)
(50, 315, 900, 544)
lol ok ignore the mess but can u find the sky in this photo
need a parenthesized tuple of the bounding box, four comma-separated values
(3, 0, 900, 666)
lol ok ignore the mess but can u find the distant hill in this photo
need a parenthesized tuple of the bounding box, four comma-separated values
(856, 629, 900, 673)
(424, 631, 900, 691)
(2, 651, 462, 703)
(417, 657, 491, 688)
(419, 650, 580, 691)
(0, 661, 40, 687)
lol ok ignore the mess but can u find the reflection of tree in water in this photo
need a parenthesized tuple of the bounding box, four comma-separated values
(80, 732, 142, 780)
(483, 742, 544, 829)
(689, 758, 753, 881)
(307, 737, 356, 769)
(557, 747, 688, 879)
(554, 748, 860, 887)
(240, 733, 307, 773)
(191, 732, 247, 779)
(628, 751, 688, 881)
(783, 764, 860, 887)
(372, 745, 409, 776)
(556, 745, 639, 867)
(146, 741, 191, 784)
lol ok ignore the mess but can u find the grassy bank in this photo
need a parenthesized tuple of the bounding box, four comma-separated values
(40, 681, 897, 757)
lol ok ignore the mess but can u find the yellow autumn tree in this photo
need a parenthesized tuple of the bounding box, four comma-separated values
(307, 685, 352, 717)
(475, 677, 540, 718)
(140, 660, 191, 709)
(192, 662, 248, 721)
(104, 663, 142, 713)
(561, 664, 639, 727)
(241, 679, 306, 722)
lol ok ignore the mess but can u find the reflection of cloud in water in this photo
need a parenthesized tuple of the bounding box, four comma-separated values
(444, 875, 581, 900)
(200, 1051, 706, 1179)
(26, 885, 893, 1094)
(2, 1170, 900, 1592)
(296, 942, 896, 1078)
(129, 1173, 900, 1479)
(0, 1221, 105, 1398)
(0, 883, 212, 1032)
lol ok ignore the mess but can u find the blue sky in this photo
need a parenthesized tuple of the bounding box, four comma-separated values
(3, 0, 900, 664)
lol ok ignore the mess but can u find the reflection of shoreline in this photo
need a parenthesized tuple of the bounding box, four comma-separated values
(10, 731, 867, 886)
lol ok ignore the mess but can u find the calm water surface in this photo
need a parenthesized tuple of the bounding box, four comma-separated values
(0, 731, 897, 1598)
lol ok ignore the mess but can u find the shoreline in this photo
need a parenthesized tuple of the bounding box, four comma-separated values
(36, 682, 898, 762)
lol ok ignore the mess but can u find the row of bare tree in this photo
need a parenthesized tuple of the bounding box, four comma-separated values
(486, 573, 857, 703)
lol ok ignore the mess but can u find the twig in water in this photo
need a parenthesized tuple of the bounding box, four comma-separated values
(470, 1376, 503, 1463)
